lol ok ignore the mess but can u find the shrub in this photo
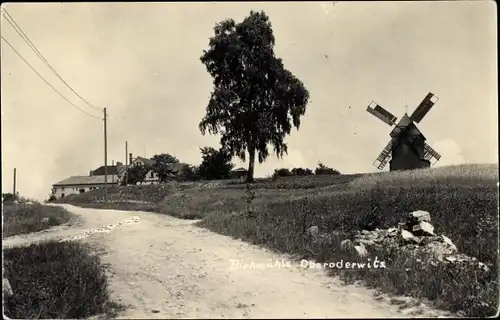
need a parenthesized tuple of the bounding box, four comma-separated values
(3, 241, 121, 319)
(273, 168, 293, 178)
(291, 167, 314, 176)
(3, 204, 75, 238)
(315, 162, 340, 175)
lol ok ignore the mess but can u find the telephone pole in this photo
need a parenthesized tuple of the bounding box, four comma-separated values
(13, 168, 16, 195)
(104, 108, 108, 204)
(125, 141, 128, 185)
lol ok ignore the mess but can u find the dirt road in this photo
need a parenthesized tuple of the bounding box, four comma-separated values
(3, 204, 453, 319)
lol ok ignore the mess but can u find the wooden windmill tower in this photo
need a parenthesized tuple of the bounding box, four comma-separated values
(366, 92, 442, 171)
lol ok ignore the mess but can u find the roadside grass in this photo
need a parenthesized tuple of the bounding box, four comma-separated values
(3, 240, 123, 319)
(197, 164, 499, 317)
(2, 203, 75, 238)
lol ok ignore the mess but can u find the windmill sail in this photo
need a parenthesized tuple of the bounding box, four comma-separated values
(373, 139, 397, 170)
(410, 92, 439, 123)
(367, 101, 398, 126)
(423, 142, 441, 163)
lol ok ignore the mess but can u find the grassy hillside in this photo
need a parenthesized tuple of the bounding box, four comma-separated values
(57, 164, 499, 316)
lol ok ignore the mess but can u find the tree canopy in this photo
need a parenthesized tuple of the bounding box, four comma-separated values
(199, 10, 310, 182)
(198, 147, 234, 180)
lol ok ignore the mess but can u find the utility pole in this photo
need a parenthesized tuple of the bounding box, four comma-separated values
(125, 141, 128, 185)
(13, 168, 16, 195)
(104, 108, 108, 204)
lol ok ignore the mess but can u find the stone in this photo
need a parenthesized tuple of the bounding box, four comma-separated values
(340, 239, 354, 252)
(412, 221, 435, 236)
(2, 277, 12, 297)
(398, 222, 409, 230)
(41, 217, 49, 224)
(441, 235, 457, 251)
(401, 229, 416, 242)
(407, 210, 431, 223)
(307, 225, 319, 237)
(387, 228, 398, 237)
(354, 244, 368, 258)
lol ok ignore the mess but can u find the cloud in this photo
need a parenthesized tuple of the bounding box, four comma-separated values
(431, 138, 466, 167)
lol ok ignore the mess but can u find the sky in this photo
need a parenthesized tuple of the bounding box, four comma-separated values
(1, 1, 497, 200)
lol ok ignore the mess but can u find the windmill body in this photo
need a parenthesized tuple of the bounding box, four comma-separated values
(366, 93, 442, 171)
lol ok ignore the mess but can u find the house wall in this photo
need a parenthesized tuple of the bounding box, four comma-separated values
(52, 183, 117, 199)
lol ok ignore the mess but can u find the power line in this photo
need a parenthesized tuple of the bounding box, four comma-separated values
(1, 8, 103, 113)
(1, 35, 103, 120)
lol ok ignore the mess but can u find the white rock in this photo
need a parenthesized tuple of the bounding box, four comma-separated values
(441, 235, 457, 251)
(41, 217, 49, 223)
(354, 244, 368, 258)
(408, 210, 431, 223)
(401, 229, 416, 241)
(412, 221, 435, 236)
(307, 225, 319, 236)
(387, 228, 398, 236)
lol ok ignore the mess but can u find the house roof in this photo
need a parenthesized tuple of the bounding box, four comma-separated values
(91, 165, 118, 176)
(132, 157, 155, 166)
(53, 175, 119, 186)
(233, 167, 248, 172)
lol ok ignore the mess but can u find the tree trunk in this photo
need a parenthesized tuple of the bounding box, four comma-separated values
(246, 146, 256, 183)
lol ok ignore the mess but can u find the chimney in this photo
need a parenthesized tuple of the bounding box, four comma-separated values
(129, 153, 133, 166)
(89, 170, 93, 177)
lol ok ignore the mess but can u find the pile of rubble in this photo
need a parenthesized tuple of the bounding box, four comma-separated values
(335, 210, 491, 272)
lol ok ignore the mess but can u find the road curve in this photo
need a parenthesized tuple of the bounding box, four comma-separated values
(3, 204, 452, 319)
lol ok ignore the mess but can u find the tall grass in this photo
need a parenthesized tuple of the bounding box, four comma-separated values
(2, 203, 75, 238)
(3, 240, 122, 319)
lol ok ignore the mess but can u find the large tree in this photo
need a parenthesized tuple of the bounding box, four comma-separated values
(199, 10, 310, 182)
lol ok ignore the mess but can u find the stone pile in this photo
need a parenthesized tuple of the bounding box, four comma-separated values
(338, 210, 491, 272)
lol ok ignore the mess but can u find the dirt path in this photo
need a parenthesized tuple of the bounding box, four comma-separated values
(3, 204, 453, 319)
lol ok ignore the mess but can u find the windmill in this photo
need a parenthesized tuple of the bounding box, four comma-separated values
(366, 92, 442, 171)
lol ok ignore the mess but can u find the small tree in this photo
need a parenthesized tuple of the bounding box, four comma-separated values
(198, 147, 234, 180)
(178, 165, 201, 181)
(315, 162, 340, 175)
(127, 163, 151, 185)
(152, 153, 179, 164)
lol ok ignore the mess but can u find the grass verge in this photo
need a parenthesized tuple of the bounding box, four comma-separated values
(2, 203, 75, 238)
(3, 240, 123, 319)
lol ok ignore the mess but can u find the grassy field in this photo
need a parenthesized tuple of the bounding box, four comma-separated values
(2, 203, 121, 319)
(2, 203, 75, 238)
(56, 164, 499, 317)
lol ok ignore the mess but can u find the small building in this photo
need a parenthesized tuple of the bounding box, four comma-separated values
(231, 167, 248, 179)
(51, 175, 118, 199)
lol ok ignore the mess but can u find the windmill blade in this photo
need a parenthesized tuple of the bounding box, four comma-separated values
(372, 139, 395, 170)
(366, 101, 398, 126)
(410, 92, 439, 123)
(423, 142, 441, 163)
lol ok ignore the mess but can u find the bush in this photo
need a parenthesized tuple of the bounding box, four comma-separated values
(3, 204, 75, 238)
(273, 168, 293, 178)
(3, 241, 121, 319)
(315, 162, 340, 175)
(291, 167, 314, 176)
